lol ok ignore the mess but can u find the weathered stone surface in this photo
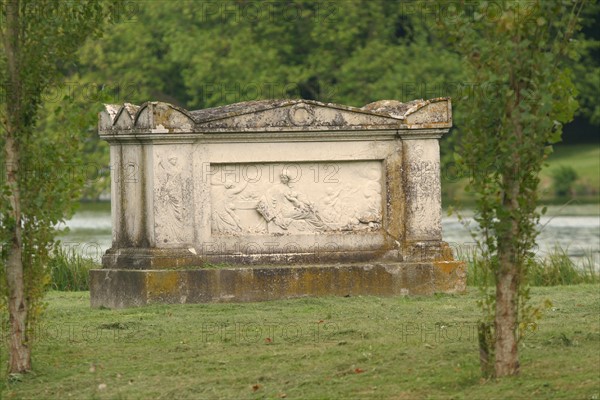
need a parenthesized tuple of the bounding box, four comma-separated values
(90, 261, 466, 308)
(98, 97, 452, 134)
(91, 97, 465, 308)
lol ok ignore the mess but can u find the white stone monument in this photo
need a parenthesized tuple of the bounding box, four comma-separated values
(90, 98, 465, 308)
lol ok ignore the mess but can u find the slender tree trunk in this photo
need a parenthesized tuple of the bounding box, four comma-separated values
(4, 135, 30, 373)
(493, 258, 520, 376)
(495, 207, 521, 377)
(2, 0, 31, 373)
(494, 140, 522, 377)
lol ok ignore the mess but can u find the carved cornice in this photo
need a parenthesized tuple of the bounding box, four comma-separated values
(99, 98, 452, 139)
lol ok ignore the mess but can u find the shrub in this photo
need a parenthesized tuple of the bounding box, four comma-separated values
(551, 166, 579, 197)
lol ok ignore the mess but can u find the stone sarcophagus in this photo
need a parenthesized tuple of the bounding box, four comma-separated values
(90, 98, 465, 308)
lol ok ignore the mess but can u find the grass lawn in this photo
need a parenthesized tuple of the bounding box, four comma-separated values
(542, 144, 600, 182)
(443, 143, 600, 203)
(1, 285, 599, 399)
(540, 144, 600, 197)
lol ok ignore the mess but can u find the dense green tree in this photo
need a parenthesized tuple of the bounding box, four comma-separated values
(571, 1, 600, 125)
(69, 1, 467, 198)
(0, 0, 114, 373)
(30, 1, 599, 200)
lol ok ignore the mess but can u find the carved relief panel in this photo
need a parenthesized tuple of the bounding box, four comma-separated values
(208, 161, 383, 235)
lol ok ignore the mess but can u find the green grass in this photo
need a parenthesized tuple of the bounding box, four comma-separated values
(541, 145, 600, 186)
(540, 144, 600, 199)
(443, 144, 600, 203)
(1, 286, 599, 399)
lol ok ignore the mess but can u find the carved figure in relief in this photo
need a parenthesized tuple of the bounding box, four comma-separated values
(157, 156, 184, 241)
(353, 180, 382, 228)
(256, 173, 328, 232)
(211, 178, 248, 233)
(319, 167, 382, 231)
(321, 186, 344, 223)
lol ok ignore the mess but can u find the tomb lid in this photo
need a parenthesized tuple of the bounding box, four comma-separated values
(99, 97, 451, 134)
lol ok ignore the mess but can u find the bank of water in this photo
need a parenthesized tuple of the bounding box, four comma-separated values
(444, 204, 599, 269)
(60, 202, 599, 269)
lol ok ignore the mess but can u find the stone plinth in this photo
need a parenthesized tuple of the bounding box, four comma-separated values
(90, 98, 465, 308)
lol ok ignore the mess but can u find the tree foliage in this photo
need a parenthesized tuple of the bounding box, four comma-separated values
(0, 0, 114, 373)
(442, 0, 585, 377)
(66, 1, 469, 199)
(570, 0, 600, 125)
(19, 1, 599, 200)
(36, 1, 597, 199)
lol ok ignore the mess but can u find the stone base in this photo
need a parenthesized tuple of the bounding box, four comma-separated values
(90, 261, 466, 308)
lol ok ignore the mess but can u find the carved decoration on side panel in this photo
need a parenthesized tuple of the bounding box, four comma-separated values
(405, 150, 441, 237)
(155, 154, 190, 243)
(209, 162, 383, 235)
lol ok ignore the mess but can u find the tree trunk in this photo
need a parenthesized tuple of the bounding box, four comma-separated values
(494, 161, 521, 377)
(2, 0, 31, 373)
(5, 135, 29, 373)
(493, 262, 520, 376)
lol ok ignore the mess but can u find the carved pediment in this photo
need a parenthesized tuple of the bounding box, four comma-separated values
(99, 98, 451, 135)
(192, 100, 402, 131)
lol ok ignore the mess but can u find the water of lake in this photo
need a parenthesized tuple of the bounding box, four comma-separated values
(60, 203, 599, 269)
